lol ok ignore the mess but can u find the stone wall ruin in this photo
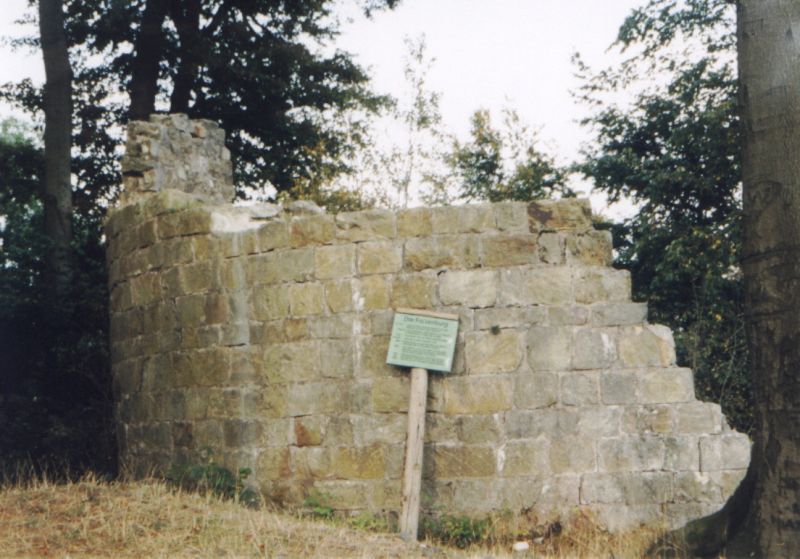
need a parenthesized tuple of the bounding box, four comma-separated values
(107, 114, 750, 531)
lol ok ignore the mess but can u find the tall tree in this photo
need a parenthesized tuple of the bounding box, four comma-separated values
(738, 0, 800, 553)
(38, 0, 73, 299)
(577, 0, 752, 433)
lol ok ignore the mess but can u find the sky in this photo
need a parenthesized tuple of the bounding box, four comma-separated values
(0, 0, 644, 217)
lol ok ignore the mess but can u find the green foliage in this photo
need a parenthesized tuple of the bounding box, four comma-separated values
(0, 119, 116, 477)
(577, 0, 752, 432)
(346, 511, 390, 533)
(448, 108, 571, 203)
(166, 449, 259, 507)
(300, 490, 335, 521)
(421, 514, 490, 549)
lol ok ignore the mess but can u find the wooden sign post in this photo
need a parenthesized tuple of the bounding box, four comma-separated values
(386, 309, 459, 542)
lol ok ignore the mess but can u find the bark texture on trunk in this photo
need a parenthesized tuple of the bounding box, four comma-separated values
(169, 0, 202, 113)
(38, 0, 73, 298)
(129, 0, 169, 120)
(738, 1, 800, 555)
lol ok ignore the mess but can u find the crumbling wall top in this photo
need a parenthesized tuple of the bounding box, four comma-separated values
(121, 114, 234, 204)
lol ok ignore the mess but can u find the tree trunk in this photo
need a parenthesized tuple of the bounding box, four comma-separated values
(38, 0, 73, 299)
(169, 0, 202, 113)
(737, 0, 800, 555)
(129, 0, 169, 120)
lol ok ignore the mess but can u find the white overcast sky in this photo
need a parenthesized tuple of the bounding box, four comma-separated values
(0, 0, 644, 216)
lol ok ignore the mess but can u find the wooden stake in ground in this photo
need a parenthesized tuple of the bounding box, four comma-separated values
(399, 367, 428, 541)
(386, 308, 459, 542)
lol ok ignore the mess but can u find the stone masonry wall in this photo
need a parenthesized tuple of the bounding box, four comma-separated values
(107, 115, 750, 531)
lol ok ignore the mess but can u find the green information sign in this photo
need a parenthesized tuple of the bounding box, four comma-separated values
(386, 309, 459, 372)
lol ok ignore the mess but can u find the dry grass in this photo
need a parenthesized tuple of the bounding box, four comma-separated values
(0, 476, 673, 558)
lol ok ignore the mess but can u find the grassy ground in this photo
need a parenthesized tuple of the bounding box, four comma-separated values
(0, 477, 678, 558)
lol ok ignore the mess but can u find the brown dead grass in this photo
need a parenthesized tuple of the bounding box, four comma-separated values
(0, 476, 675, 558)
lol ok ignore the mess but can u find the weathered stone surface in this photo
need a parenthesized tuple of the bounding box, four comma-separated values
(357, 241, 402, 275)
(397, 207, 432, 237)
(493, 202, 529, 232)
(600, 371, 638, 404)
(499, 267, 572, 305)
(566, 230, 613, 266)
(572, 328, 616, 370)
(514, 373, 558, 409)
(527, 327, 571, 371)
(598, 436, 665, 472)
(639, 368, 694, 404)
(439, 270, 498, 307)
(429, 445, 496, 478)
(390, 274, 435, 308)
(324, 280, 353, 313)
(699, 434, 751, 471)
(404, 236, 477, 271)
(503, 438, 550, 476)
(315, 244, 355, 279)
(431, 204, 494, 234)
(444, 376, 513, 414)
(560, 373, 599, 406)
(474, 306, 547, 330)
(480, 234, 538, 267)
(356, 275, 390, 310)
(288, 282, 325, 316)
(618, 325, 677, 368)
(289, 215, 334, 247)
(465, 330, 523, 373)
(336, 210, 396, 241)
(574, 268, 631, 304)
(538, 232, 565, 264)
(528, 199, 592, 231)
(590, 302, 648, 326)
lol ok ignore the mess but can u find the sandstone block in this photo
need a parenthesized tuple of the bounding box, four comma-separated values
(503, 438, 550, 476)
(223, 420, 262, 448)
(528, 199, 592, 231)
(250, 285, 289, 321)
(172, 347, 230, 387)
(397, 207, 432, 237)
(622, 405, 674, 435)
(404, 236, 474, 271)
(248, 248, 314, 285)
(444, 376, 513, 414)
(371, 376, 409, 412)
(257, 448, 291, 480)
(262, 342, 320, 383)
(351, 414, 406, 446)
(315, 244, 355, 279)
(574, 268, 631, 304)
(572, 328, 616, 370)
(357, 241, 402, 275)
(255, 220, 289, 252)
(318, 339, 354, 378)
(673, 472, 722, 503)
(330, 445, 385, 479)
(130, 272, 163, 306)
(291, 446, 330, 478)
(499, 267, 572, 305)
(527, 326, 571, 371)
(560, 372, 599, 406)
(390, 274, 435, 308)
(600, 371, 638, 404)
(355, 336, 394, 378)
(549, 438, 596, 473)
(324, 280, 354, 313)
(591, 302, 648, 326)
(465, 330, 522, 373)
(493, 202, 529, 232)
(431, 204, 494, 234)
(290, 215, 335, 247)
(639, 368, 694, 404)
(474, 307, 547, 330)
(336, 209, 396, 242)
(439, 270, 498, 307)
(158, 207, 212, 239)
(286, 381, 345, 416)
(618, 324, 677, 368)
(548, 305, 589, 326)
(538, 232, 566, 264)
(514, 372, 558, 409)
(430, 445, 496, 478)
(356, 275, 390, 310)
(566, 230, 613, 266)
(581, 472, 672, 505)
(309, 314, 354, 339)
(288, 282, 325, 316)
(480, 234, 538, 267)
(456, 415, 500, 444)
(176, 294, 206, 327)
(577, 406, 623, 438)
(664, 436, 701, 471)
(675, 402, 724, 434)
(598, 436, 665, 472)
(203, 293, 229, 324)
(699, 434, 751, 471)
